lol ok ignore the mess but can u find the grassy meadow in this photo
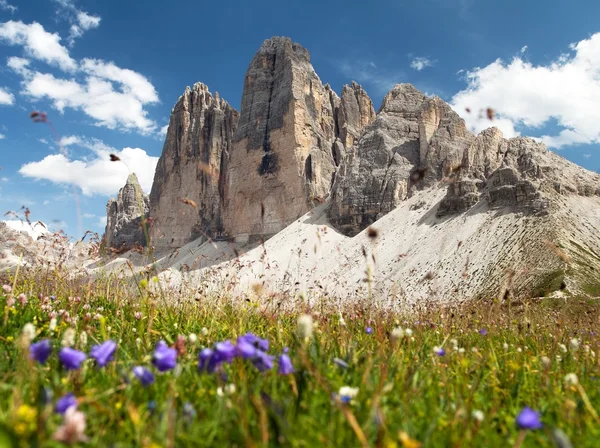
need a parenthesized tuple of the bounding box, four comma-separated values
(1, 267, 600, 447)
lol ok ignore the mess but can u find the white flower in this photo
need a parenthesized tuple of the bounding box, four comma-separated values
(471, 347, 478, 353)
(61, 328, 76, 347)
(565, 373, 579, 386)
(297, 315, 314, 340)
(188, 333, 198, 343)
(217, 387, 224, 397)
(225, 384, 236, 395)
(517, 348, 522, 353)
(503, 343, 509, 351)
(584, 345, 591, 354)
(458, 348, 466, 354)
(570, 338, 580, 351)
(450, 338, 458, 349)
(49, 318, 57, 332)
(556, 355, 562, 362)
(472, 410, 484, 422)
(541, 356, 551, 368)
(135, 338, 142, 346)
(559, 343, 567, 353)
(22, 323, 36, 343)
(201, 327, 209, 336)
(338, 315, 347, 327)
(404, 328, 413, 337)
(391, 327, 404, 341)
(338, 386, 359, 402)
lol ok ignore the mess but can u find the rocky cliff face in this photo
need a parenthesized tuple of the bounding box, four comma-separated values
(149, 83, 239, 249)
(329, 84, 600, 236)
(104, 173, 149, 248)
(223, 37, 374, 239)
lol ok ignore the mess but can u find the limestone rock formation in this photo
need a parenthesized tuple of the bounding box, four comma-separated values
(104, 173, 149, 248)
(149, 83, 239, 248)
(329, 83, 600, 235)
(223, 37, 374, 239)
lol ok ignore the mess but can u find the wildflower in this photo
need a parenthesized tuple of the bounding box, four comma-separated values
(30, 339, 52, 364)
(235, 337, 257, 359)
(22, 323, 36, 343)
(570, 338, 579, 351)
(6, 296, 15, 307)
(152, 341, 177, 372)
(198, 348, 217, 372)
(478, 329, 487, 336)
(53, 406, 88, 444)
(2, 284, 11, 293)
(278, 348, 294, 375)
(517, 348, 522, 353)
(55, 393, 78, 414)
(183, 402, 196, 422)
(337, 386, 359, 403)
(134, 311, 142, 320)
(188, 333, 198, 344)
(556, 355, 562, 362)
(94, 313, 103, 320)
(391, 327, 404, 341)
(214, 340, 236, 363)
(61, 328, 76, 347)
(472, 410, 484, 422)
(458, 347, 466, 354)
(516, 407, 543, 430)
(559, 343, 567, 353)
(90, 340, 117, 367)
(433, 346, 446, 356)
(58, 347, 87, 370)
(404, 328, 413, 337)
(450, 338, 458, 349)
(338, 314, 346, 327)
(14, 405, 37, 437)
(564, 373, 579, 386)
(17, 293, 27, 306)
(333, 357, 349, 369)
(238, 333, 269, 352)
(252, 350, 275, 372)
(541, 356, 551, 368)
(201, 327, 209, 336)
(224, 383, 236, 395)
(503, 342, 509, 351)
(297, 314, 314, 340)
(366, 327, 373, 335)
(132, 366, 155, 386)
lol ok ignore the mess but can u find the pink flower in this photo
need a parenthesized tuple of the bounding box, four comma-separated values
(53, 406, 88, 444)
(2, 284, 12, 293)
(6, 297, 15, 307)
(18, 293, 27, 306)
(134, 312, 142, 320)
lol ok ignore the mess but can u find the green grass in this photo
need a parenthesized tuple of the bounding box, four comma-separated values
(1, 272, 600, 447)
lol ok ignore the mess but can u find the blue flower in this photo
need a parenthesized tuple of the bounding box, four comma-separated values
(132, 366, 155, 386)
(213, 340, 236, 364)
(516, 407, 543, 430)
(479, 329, 488, 336)
(277, 348, 294, 375)
(152, 341, 177, 372)
(333, 357, 349, 369)
(235, 337, 257, 359)
(239, 333, 269, 352)
(252, 350, 274, 372)
(30, 339, 52, 364)
(90, 340, 117, 367)
(366, 327, 373, 335)
(55, 393, 77, 414)
(198, 348, 217, 373)
(433, 346, 446, 357)
(58, 347, 87, 370)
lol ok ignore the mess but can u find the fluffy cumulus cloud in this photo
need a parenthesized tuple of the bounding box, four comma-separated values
(452, 32, 600, 149)
(19, 138, 158, 196)
(2, 21, 160, 134)
(410, 57, 435, 71)
(0, 21, 77, 71)
(0, 87, 12, 105)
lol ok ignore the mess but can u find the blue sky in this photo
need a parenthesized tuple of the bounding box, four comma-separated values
(1, 0, 600, 238)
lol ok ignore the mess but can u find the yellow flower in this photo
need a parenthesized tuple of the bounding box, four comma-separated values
(13, 405, 37, 436)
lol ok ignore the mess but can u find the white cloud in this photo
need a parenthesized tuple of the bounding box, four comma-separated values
(19, 143, 159, 196)
(2, 22, 160, 134)
(410, 57, 435, 71)
(82, 212, 96, 218)
(20, 71, 158, 133)
(59, 135, 82, 147)
(0, 87, 14, 105)
(97, 216, 107, 228)
(1, 177, 8, 182)
(0, 21, 76, 71)
(159, 124, 169, 136)
(520, 45, 528, 54)
(583, 153, 592, 159)
(0, 0, 17, 13)
(452, 32, 600, 149)
(52, 0, 101, 46)
(0, 133, 5, 139)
